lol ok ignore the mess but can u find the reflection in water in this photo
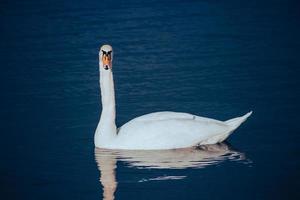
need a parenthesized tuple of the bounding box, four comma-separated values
(95, 150, 118, 200)
(94, 143, 246, 200)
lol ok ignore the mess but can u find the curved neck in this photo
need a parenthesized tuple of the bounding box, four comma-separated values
(95, 61, 117, 147)
(100, 62, 116, 113)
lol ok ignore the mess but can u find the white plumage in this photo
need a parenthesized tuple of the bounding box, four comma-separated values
(95, 45, 252, 150)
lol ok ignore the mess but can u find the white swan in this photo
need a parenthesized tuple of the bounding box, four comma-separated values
(95, 44, 252, 150)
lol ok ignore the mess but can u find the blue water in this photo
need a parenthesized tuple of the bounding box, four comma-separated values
(1, 0, 299, 199)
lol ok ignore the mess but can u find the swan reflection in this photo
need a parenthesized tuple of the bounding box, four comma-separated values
(94, 143, 246, 200)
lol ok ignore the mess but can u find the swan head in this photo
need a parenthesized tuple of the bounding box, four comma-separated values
(99, 44, 113, 71)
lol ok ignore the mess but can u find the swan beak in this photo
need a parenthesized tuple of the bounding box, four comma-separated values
(102, 55, 112, 70)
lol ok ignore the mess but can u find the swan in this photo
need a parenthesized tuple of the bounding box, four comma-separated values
(95, 44, 252, 150)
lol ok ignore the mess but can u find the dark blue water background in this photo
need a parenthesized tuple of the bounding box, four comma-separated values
(1, 0, 299, 199)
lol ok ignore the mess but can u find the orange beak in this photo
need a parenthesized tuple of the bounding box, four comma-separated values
(102, 54, 112, 70)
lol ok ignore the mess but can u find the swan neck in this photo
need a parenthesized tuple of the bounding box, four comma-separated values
(100, 66, 116, 112)
(95, 61, 117, 146)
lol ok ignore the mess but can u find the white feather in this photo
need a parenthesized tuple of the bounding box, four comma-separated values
(94, 45, 252, 150)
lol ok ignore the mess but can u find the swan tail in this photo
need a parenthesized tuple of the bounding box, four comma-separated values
(225, 111, 252, 130)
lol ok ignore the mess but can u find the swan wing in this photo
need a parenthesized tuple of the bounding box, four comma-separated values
(109, 112, 252, 150)
(113, 112, 229, 149)
(130, 111, 223, 124)
(132, 111, 196, 121)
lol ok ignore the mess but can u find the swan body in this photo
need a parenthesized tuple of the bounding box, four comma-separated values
(107, 111, 251, 150)
(95, 45, 252, 150)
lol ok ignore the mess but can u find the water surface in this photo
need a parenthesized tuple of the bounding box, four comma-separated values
(1, 0, 299, 199)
